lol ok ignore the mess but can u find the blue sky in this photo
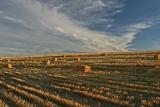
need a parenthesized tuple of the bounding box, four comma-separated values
(0, 0, 160, 55)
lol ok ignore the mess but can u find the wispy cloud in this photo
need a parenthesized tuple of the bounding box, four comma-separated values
(0, 14, 33, 29)
(128, 22, 152, 32)
(55, 27, 65, 33)
(121, 22, 153, 48)
(0, 0, 154, 55)
(1, 16, 23, 23)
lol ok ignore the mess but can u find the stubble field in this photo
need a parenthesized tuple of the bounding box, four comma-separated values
(0, 52, 160, 107)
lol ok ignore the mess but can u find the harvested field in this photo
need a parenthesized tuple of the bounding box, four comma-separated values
(0, 51, 160, 107)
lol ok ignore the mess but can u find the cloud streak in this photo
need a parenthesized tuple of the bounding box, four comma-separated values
(0, 0, 153, 55)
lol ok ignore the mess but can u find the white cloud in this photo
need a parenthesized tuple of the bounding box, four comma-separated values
(128, 22, 152, 32)
(0, 14, 33, 29)
(1, 16, 24, 23)
(55, 27, 65, 33)
(96, 0, 107, 7)
(89, 0, 107, 7)
(0, 0, 154, 55)
(106, 24, 112, 28)
(120, 22, 153, 49)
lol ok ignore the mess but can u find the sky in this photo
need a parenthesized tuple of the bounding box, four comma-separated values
(0, 0, 160, 55)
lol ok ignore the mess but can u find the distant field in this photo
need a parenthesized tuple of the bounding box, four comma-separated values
(0, 51, 160, 107)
